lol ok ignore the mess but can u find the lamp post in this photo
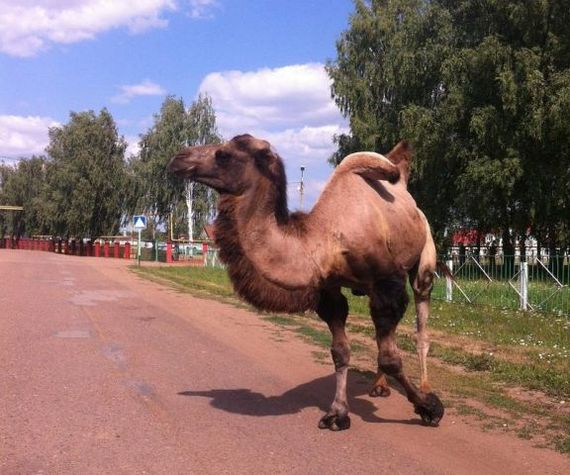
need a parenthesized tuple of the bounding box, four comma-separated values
(299, 166, 305, 211)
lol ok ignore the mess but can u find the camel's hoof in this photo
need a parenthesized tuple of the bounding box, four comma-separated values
(414, 392, 444, 427)
(369, 385, 391, 398)
(318, 413, 351, 431)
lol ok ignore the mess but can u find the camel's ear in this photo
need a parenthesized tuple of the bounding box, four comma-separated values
(233, 134, 270, 155)
(386, 140, 413, 165)
(253, 144, 282, 179)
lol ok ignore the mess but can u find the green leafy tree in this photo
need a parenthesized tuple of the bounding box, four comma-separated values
(327, 0, 456, 239)
(0, 163, 16, 236)
(134, 96, 188, 225)
(132, 94, 221, 240)
(184, 94, 222, 240)
(0, 157, 49, 237)
(44, 109, 128, 238)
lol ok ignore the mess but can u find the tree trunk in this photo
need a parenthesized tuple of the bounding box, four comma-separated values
(502, 228, 515, 279)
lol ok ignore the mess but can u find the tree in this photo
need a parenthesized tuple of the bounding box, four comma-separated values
(328, 0, 570, 250)
(44, 109, 128, 238)
(134, 96, 187, 226)
(133, 94, 222, 240)
(0, 157, 49, 237)
(0, 163, 16, 236)
(327, 0, 457, 240)
(184, 94, 222, 240)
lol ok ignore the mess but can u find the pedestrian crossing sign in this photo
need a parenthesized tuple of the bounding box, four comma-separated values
(133, 215, 147, 230)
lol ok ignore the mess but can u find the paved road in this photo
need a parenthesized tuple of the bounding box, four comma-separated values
(1, 251, 568, 474)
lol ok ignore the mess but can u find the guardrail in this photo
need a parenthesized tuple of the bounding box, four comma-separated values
(1, 236, 133, 259)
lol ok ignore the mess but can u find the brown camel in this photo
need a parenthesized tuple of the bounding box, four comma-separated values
(168, 134, 444, 430)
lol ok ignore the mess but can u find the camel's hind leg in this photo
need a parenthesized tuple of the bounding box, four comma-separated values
(370, 278, 444, 426)
(410, 221, 437, 393)
(316, 288, 351, 431)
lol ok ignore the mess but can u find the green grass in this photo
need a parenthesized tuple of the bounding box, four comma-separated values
(132, 264, 570, 454)
(134, 265, 233, 297)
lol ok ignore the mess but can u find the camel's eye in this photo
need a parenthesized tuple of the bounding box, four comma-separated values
(215, 150, 231, 164)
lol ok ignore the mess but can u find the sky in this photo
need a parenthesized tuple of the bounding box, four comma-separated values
(0, 0, 355, 209)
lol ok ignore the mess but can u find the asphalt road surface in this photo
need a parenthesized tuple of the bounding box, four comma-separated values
(1, 251, 568, 474)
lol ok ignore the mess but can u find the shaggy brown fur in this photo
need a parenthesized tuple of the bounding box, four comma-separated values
(169, 134, 444, 430)
(214, 194, 319, 313)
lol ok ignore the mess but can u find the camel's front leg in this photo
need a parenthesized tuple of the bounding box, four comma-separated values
(317, 289, 351, 431)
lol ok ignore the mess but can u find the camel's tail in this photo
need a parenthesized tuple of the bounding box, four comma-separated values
(436, 261, 454, 280)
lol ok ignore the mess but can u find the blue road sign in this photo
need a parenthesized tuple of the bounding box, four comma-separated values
(133, 215, 147, 230)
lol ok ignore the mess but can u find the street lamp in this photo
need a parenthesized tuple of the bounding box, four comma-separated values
(299, 166, 305, 211)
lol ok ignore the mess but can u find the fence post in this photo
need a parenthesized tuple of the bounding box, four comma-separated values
(113, 241, 120, 258)
(124, 242, 131, 259)
(519, 261, 529, 311)
(104, 241, 110, 258)
(445, 259, 453, 302)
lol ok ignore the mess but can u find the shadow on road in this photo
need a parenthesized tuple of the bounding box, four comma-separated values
(178, 369, 421, 426)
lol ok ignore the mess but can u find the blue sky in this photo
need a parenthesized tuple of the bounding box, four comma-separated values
(0, 0, 355, 208)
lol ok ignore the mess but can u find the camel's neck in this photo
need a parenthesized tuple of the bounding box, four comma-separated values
(212, 180, 321, 312)
(219, 178, 321, 290)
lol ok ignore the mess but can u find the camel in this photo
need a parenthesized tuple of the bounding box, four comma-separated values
(168, 134, 444, 430)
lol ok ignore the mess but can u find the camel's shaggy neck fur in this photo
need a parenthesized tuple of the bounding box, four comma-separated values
(213, 156, 319, 313)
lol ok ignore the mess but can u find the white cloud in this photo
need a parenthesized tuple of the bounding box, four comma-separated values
(111, 80, 167, 104)
(198, 63, 348, 208)
(124, 135, 141, 158)
(199, 63, 342, 134)
(188, 0, 219, 19)
(0, 115, 60, 158)
(0, 0, 179, 57)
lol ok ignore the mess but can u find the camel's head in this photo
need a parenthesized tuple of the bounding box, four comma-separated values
(168, 134, 283, 195)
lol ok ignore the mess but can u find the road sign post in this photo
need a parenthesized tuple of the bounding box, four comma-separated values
(133, 215, 147, 266)
(137, 230, 141, 266)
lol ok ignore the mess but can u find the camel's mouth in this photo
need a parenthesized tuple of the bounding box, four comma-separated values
(167, 155, 197, 178)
